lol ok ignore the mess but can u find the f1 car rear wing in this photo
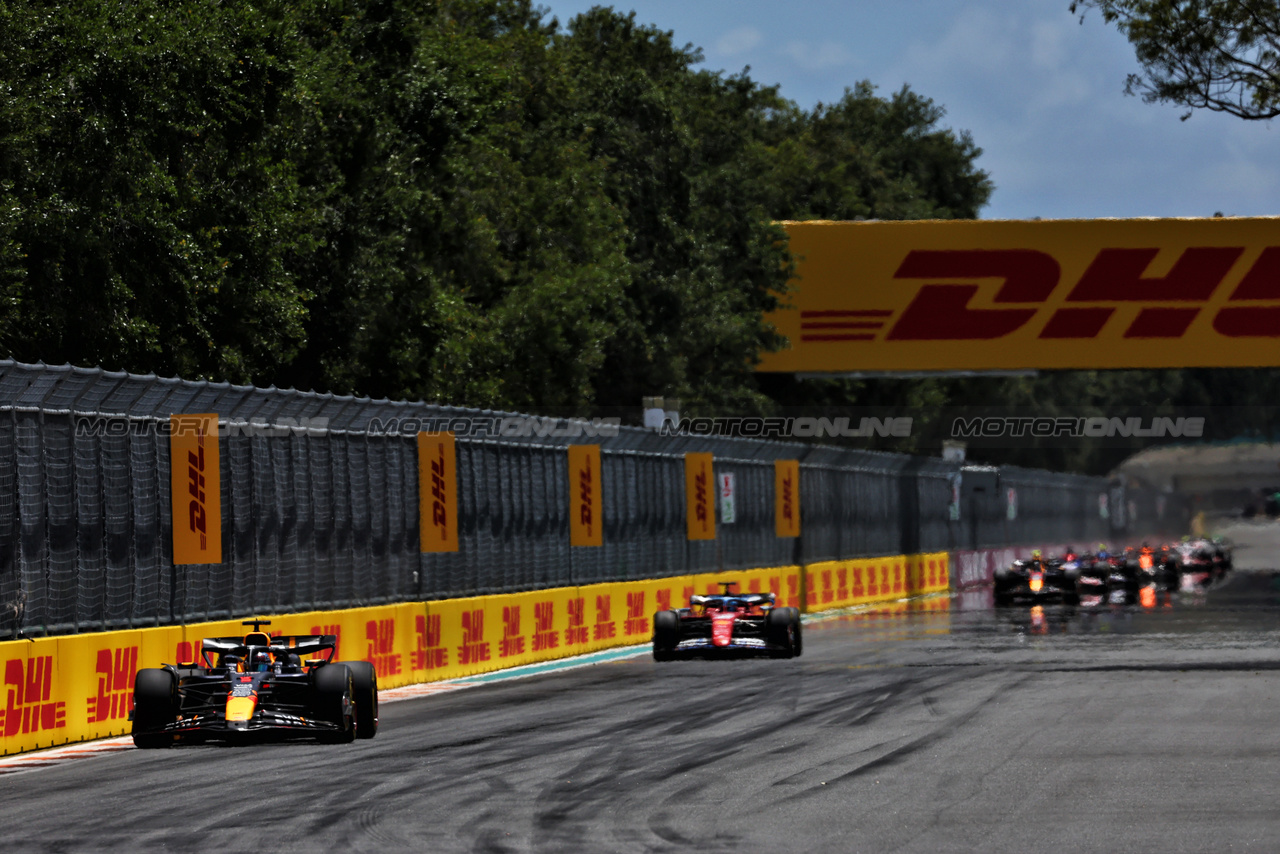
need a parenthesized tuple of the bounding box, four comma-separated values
(194, 635, 339, 667)
(688, 592, 777, 609)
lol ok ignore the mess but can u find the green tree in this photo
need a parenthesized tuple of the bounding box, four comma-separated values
(1073, 0, 1280, 119)
(0, 0, 319, 381)
(556, 9, 792, 414)
(761, 82, 993, 221)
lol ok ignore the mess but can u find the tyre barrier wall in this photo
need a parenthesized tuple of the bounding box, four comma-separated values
(0, 553, 947, 756)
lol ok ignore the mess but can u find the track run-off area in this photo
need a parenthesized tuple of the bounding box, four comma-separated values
(5, 528, 1280, 852)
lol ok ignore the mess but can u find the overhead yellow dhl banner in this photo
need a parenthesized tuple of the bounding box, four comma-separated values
(418, 432, 458, 552)
(568, 444, 603, 547)
(758, 218, 1280, 372)
(170, 414, 221, 565)
(775, 459, 800, 537)
(684, 452, 716, 541)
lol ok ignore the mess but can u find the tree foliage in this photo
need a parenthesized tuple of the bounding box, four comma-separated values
(1073, 0, 1280, 119)
(0, 0, 991, 415)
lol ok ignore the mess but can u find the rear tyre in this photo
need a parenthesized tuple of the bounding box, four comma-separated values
(767, 608, 797, 658)
(335, 661, 378, 740)
(131, 668, 177, 749)
(313, 664, 356, 744)
(787, 608, 803, 657)
(652, 610, 680, 661)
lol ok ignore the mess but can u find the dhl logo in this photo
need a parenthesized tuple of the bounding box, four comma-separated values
(893, 564, 904, 594)
(532, 601, 559, 652)
(187, 427, 210, 549)
(655, 589, 673, 613)
(851, 567, 866, 599)
(780, 473, 794, 523)
(900, 248, 1277, 340)
(836, 568, 849, 602)
(820, 569, 834, 604)
(2, 656, 65, 737)
(801, 247, 1280, 342)
(764, 221, 1280, 372)
(578, 456, 594, 537)
(366, 619, 402, 676)
(500, 606, 525, 658)
(694, 472, 709, 530)
(624, 592, 648, 637)
(413, 614, 448, 670)
(593, 595, 616, 641)
(459, 610, 491, 665)
(430, 443, 449, 533)
(564, 598, 588, 646)
(87, 646, 138, 723)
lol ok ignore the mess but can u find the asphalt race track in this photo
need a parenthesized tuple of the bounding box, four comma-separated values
(6, 549, 1280, 851)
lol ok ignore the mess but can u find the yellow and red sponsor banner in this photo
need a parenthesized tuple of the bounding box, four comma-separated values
(774, 459, 801, 537)
(418, 432, 458, 553)
(568, 445, 604, 547)
(170, 414, 221, 565)
(802, 552, 949, 613)
(684, 452, 716, 540)
(759, 219, 1280, 373)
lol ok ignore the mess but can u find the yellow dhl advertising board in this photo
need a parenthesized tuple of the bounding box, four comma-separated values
(803, 552, 949, 613)
(418, 432, 458, 552)
(170, 414, 221, 565)
(0, 560, 922, 756)
(759, 219, 1280, 372)
(568, 444, 604, 547)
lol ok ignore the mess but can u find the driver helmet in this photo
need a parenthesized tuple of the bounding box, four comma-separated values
(1031, 549, 1042, 559)
(252, 650, 272, 672)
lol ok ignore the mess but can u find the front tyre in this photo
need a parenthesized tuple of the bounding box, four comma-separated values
(767, 608, 797, 658)
(131, 668, 177, 749)
(335, 661, 379, 740)
(653, 610, 680, 661)
(313, 664, 356, 744)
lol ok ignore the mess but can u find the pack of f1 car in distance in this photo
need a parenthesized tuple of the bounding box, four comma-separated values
(993, 538, 1232, 606)
(652, 583, 802, 660)
(130, 619, 378, 747)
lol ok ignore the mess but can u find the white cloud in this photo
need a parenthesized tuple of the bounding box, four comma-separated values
(779, 39, 855, 72)
(715, 26, 763, 56)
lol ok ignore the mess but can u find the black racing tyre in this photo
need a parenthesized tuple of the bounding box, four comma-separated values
(652, 610, 680, 660)
(766, 608, 797, 658)
(787, 608, 803, 657)
(312, 664, 356, 744)
(131, 668, 177, 749)
(334, 661, 379, 740)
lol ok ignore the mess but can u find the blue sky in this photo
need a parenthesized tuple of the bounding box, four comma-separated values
(537, 0, 1280, 220)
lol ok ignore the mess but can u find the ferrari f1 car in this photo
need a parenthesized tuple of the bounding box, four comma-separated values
(652, 583, 802, 660)
(130, 620, 378, 747)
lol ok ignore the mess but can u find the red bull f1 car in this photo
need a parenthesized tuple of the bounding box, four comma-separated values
(652, 583, 802, 660)
(130, 620, 378, 747)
